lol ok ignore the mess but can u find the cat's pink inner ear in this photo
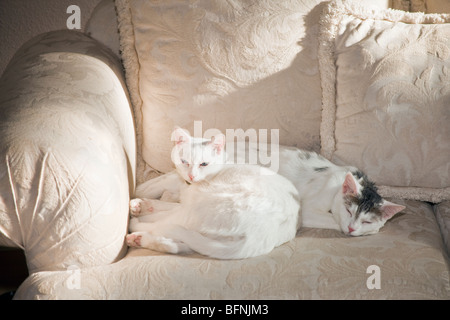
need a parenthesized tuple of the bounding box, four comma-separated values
(380, 201, 405, 220)
(212, 134, 226, 154)
(342, 172, 358, 196)
(171, 127, 191, 145)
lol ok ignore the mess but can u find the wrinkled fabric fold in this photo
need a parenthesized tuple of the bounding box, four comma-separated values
(0, 30, 136, 273)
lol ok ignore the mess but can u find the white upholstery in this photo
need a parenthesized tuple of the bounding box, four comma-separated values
(0, 0, 448, 300)
(0, 30, 135, 273)
(13, 198, 450, 299)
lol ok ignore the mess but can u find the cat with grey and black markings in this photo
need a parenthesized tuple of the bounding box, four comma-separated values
(273, 146, 405, 236)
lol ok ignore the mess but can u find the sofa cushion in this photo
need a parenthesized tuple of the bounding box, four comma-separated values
(14, 199, 450, 299)
(0, 31, 135, 273)
(115, 0, 330, 181)
(318, 0, 450, 202)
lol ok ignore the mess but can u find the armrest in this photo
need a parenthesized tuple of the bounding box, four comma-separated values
(0, 30, 135, 273)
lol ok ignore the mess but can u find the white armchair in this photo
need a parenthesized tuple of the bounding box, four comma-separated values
(1, 0, 449, 300)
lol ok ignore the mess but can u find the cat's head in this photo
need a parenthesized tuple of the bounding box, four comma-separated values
(334, 171, 405, 236)
(171, 127, 226, 183)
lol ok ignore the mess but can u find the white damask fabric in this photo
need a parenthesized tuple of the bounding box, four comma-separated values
(14, 199, 450, 299)
(0, 30, 136, 273)
(2, 0, 448, 300)
(115, 0, 327, 180)
(319, 0, 450, 202)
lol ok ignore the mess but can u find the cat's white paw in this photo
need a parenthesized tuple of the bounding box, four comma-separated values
(126, 233, 142, 247)
(129, 198, 153, 217)
(129, 199, 142, 216)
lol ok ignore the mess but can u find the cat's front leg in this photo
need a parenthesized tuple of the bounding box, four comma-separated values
(126, 233, 143, 246)
(129, 198, 154, 217)
(126, 232, 192, 254)
(130, 198, 180, 217)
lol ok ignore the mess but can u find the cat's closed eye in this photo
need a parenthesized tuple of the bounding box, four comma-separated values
(362, 221, 372, 224)
(181, 159, 189, 166)
(200, 162, 209, 167)
(346, 208, 352, 217)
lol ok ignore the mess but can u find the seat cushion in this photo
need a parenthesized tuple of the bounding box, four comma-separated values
(14, 199, 450, 299)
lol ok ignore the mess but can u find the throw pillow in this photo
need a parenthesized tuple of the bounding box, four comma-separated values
(319, 0, 450, 202)
(115, 0, 327, 179)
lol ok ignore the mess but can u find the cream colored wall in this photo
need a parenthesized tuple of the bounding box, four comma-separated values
(425, 0, 450, 13)
(0, 0, 102, 77)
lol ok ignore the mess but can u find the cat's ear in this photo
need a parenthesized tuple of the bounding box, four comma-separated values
(211, 134, 226, 155)
(380, 200, 405, 220)
(342, 172, 359, 196)
(171, 127, 191, 145)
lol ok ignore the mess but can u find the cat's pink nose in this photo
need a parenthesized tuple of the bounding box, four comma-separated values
(188, 174, 194, 181)
(348, 226, 355, 233)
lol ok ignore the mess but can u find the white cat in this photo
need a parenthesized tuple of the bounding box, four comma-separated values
(126, 128, 301, 259)
(134, 134, 405, 237)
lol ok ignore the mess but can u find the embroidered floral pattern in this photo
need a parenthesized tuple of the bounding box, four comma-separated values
(319, 1, 450, 201)
(116, 0, 324, 176)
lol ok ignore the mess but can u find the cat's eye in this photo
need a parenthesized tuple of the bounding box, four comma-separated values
(362, 221, 372, 224)
(181, 159, 189, 165)
(200, 162, 209, 167)
(346, 208, 352, 217)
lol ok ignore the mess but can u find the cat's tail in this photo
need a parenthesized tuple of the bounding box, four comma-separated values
(162, 224, 247, 260)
